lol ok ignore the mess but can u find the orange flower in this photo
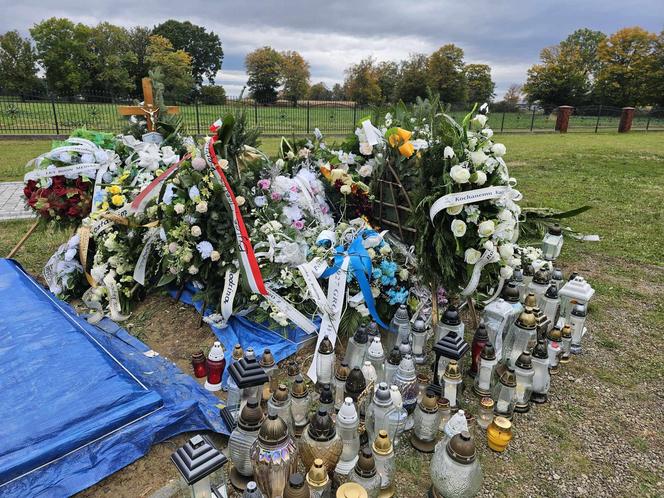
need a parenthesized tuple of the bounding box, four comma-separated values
(398, 142, 415, 158)
(388, 128, 415, 158)
(320, 164, 331, 179)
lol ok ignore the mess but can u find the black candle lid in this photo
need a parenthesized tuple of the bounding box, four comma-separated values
(433, 331, 469, 360)
(228, 354, 268, 388)
(171, 434, 228, 485)
(442, 305, 461, 325)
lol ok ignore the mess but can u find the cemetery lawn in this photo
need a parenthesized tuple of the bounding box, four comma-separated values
(1, 132, 663, 497)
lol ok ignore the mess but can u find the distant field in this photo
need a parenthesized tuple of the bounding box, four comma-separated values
(1, 98, 662, 136)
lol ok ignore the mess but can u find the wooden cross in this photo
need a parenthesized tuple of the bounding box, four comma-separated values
(117, 77, 179, 131)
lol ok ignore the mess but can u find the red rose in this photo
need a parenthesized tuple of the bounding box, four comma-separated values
(75, 178, 89, 190)
(52, 176, 65, 187)
(67, 206, 80, 217)
(54, 185, 67, 197)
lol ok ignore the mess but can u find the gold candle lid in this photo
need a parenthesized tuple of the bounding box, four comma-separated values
(306, 459, 329, 487)
(493, 416, 512, 430)
(372, 429, 393, 455)
(480, 397, 494, 409)
(337, 483, 369, 498)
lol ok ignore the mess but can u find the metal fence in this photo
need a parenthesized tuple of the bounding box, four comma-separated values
(0, 92, 663, 137)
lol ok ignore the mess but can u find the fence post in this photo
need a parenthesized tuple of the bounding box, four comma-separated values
(555, 106, 573, 133)
(645, 112, 651, 132)
(306, 101, 310, 133)
(195, 100, 201, 135)
(529, 107, 536, 132)
(618, 107, 635, 133)
(254, 100, 258, 125)
(594, 104, 602, 133)
(500, 111, 505, 133)
(50, 94, 60, 135)
(353, 102, 357, 128)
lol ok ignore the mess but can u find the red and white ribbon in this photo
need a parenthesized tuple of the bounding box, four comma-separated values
(205, 132, 267, 296)
(129, 154, 191, 213)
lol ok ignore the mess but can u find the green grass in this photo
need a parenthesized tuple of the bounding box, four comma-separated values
(0, 139, 54, 181)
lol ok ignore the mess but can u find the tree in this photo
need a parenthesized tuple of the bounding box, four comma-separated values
(200, 84, 227, 104)
(85, 23, 135, 95)
(428, 44, 467, 104)
(395, 53, 429, 103)
(331, 83, 345, 100)
(30, 18, 93, 95)
(153, 20, 223, 86)
(504, 84, 522, 105)
(375, 61, 399, 103)
(308, 82, 332, 100)
(127, 26, 151, 96)
(343, 57, 381, 105)
(279, 50, 310, 102)
(650, 31, 664, 106)
(146, 35, 194, 101)
(560, 28, 606, 80)
(245, 46, 282, 103)
(0, 30, 40, 94)
(595, 27, 658, 107)
(464, 63, 495, 104)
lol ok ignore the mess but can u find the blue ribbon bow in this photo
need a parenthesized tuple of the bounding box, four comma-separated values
(320, 230, 389, 329)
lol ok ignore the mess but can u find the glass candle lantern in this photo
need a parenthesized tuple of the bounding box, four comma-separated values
(473, 343, 497, 397)
(559, 324, 572, 363)
(430, 431, 483, 498)
(231, 343, 244, 363)
(290, 375, 311, 437)
(319, 384, 335, 415)
(551, 267, 564, 291)
(228, 349, 269, 416)
(366, 337, 386, 384)
(250, 414, 298, 498)
(513, 352, 534, 413)
(191, 350, 207, 379)
(349, 447, 382, 498)
(283, 473, 308, 498)
(411, 391, 441, 453)
(529, 267, 551, 305)
(365, 382, 395, 444)
(316, 335, 336, 390)
(372, 430, 395, 497)
(442, 360, 463, 409)
(267, 384, 294, 436)
(287, 360, 300, 385)
(477, 398, 494, 430)
(417, 373, 431, 403)
(530, 340, 551, 404)
(435, 305, 464, 343)
(492, 369, 517, 420)
(393, 354, 418, 414)
(344, 326, 368, 369)
(487, 416, 513, 453)
(225, 374, 242, 424)
(387, 385, 408, 446)
(229, 397, 264, 490)
(501, 307, 537, 368)
(398, 338, 412, 358)
(385, 304, 410, 353)
(569, 303, 588, 354)
(411, 318, 428, 364)
(384, 347, 401, 386)
(361, 361, 378, 391)
(512, 267, 527, 302)
(522, 263, 535, 294)
(344, 367, 367, 404)
(532, 306, 551, 347)
(559, 276, 595, 319)
(300, 408, 343, 478)
(243, 481, 265, 498)
(437, 397, 451, 432)
(546, 328, 562, 374)
(335, 398, 360, 475)
(470, 322, 489, 377)
(333, 362, 350, 411)
(502, 281, 524, 321)
(433, 329, 470, 386)
(367, 321, 380, 342)
(204, 341, 226, 392)
(306, 459, 331, 498)
(259, 349, 277, 403)
(481, 297, 514, 359)
(542, 223, 563, 261)
(540, 285, 560, 332)
(171, 434, 229, 498)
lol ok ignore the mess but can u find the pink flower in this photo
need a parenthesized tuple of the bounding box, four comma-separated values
(321, 205, 329, 214)
(290, 185, 298, 192)
(292, 220, 305, 230)
(271, 192, 282, 201)
(258, 179, 271, 190)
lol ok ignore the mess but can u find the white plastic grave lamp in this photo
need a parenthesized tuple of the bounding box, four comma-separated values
(558, 276, 595, 319)
(542, 224, 563, 261)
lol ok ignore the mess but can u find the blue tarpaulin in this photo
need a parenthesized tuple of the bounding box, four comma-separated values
(0, 259, 227, 498)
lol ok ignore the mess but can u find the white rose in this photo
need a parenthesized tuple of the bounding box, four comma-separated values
(358, 164, 373, 177)
(450, 165, 470, 184)
(340, 185, 352, 195)
(196, 201, 208, 213)
(478, 220, 495, 238)
(464, 248, 481, 264)
(379, 245, 391, 255)
(188, 265, 199, 275)
(499, 243, 514, 260)
(500, 266, 514, 279)
(191, 225, 202, 237)
(236, 196, 245, 206)
(491, 143, 506, 157)
(359, 142, 373, 155)
(498, 209, 513, 222)
(481, 128, 494, 138)
(473, 171, 487, 185)
(399, 268, 409, 280)
(484, 240, 495, 251)
(443, 146, 455, 159)
(210, 251, 220, 262)
(219, 159, 229, 170)
(473, 114, 488, 127)
(451, 219, 467, 238)
(275, 158, 285, 169)
(469, 150, 488, 165)
(509, 256, 521, 267)
(174, 204, 185, 214)
(446, 204, 463, 215)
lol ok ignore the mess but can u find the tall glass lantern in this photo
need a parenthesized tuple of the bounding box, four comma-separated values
(345, 326, 368, 369)
(387, 385, 409, 446)
(411, 318, 428, 364)
(430, 432, 483, 498)
(384, 347, 401, 386)
(411, 391, 442, 453)
(226, 349, 268, 425)
(290, 375, 311, 437)
(333, 362, 350, 411)
(385, 304, 410, 353)
(540, 285, 560, 332)
(306, 459, 331, 498)
(482, 297, 514, 359)
(551, 267, 564, 291)
(432, 329, 469, 387)
(287, 361, 300, 385)
(470, 322, 489, 377)
(529, 267, 551, 304)
(559, 324, 572, 364)
(502, 281, 524, 321)
(393, 354, 419, 414)
(316, 335, 336, 390)
(228, 398, 264, 490)
(532, 306, 551, 346)
(335, 398, 360, 475)
(546, 327, 562, 374)
(542, 223, 563, 261)
(530, 340, 551, 404)
(366, 337, 386, 383)
(569, 302, 588, 354)
(372, 430, 395, 497)
(512, 267, 527, 302)
(250, 414, 298, 498)
(344, 367, 367, 405)
(283, 474, 308, 498)
(442, 360, 463, 409)
(259, 349, 277, 403)
(492, 368, 517, 420)
(501, 308, 537, 368)
(204, 342, 226, 392)
(435, 305, 464, 343)
(267, 384, 294, 438)
(348, 447, 381, 498)
(398, 338, 412, 357)
(299, 408, 343, 473)
(473, 343, 498, 397)
(362, 361, 378, 391)
(365, 382, 395, 443)
(522, 263, 535, 294)
(171, 434, 229, 498)
(559, 276, 595, 319)
(319, 384, 335, 414)
(513, 352, 534, 413)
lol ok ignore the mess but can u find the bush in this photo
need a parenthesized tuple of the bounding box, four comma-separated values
(200, 85, 227, 104)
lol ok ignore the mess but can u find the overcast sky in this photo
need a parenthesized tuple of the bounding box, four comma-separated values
(1, 0, 663, 98)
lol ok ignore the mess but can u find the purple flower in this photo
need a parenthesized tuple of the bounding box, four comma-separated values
(271, 192, 282, 201)
(292, 220, 305, 230)
(258, 179, 271, 190)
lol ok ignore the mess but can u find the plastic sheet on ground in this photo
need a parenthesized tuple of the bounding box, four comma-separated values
(0, 259, 227, 498)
